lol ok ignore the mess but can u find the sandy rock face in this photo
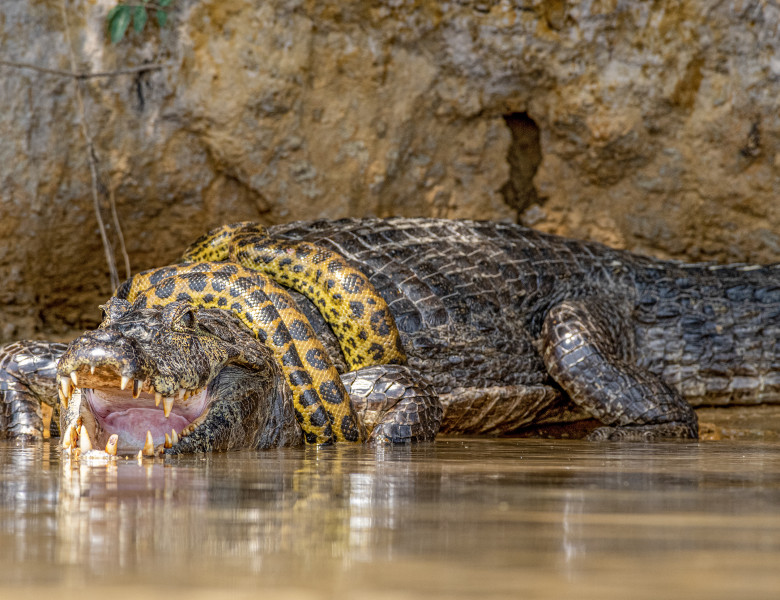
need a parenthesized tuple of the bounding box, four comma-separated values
(0, 0, 778, 340)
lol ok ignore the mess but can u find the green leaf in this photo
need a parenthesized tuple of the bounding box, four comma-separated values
(133, 6, 148, 32)
(158, 0, 172, 7)
(107, 5, 123, 21)
(156, 9, 168, 27)
(109, 6, 132, 43)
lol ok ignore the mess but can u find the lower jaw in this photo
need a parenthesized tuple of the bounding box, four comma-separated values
(95, 408, 193, 451)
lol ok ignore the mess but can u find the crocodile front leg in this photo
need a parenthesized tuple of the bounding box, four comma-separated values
(0, 341, 67, 439)
(341, 364, 442, 443)
(541, 299, 698, 440)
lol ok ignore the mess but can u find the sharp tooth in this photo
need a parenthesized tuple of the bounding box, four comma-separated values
(132, 379, 142, 399)
(62, 378, 73, 408)
(70, 371, 78, 386)
(58, 386, 68, 409)
(155, 392, 162, 407)
(142, 431, 154, 456)
(79, 425, 92, 452)
(184, 389, 191, 401)
(90, 365, 95, 375)
(163, 396, 174, 418)
(178, 388, 185, 400)
(61, 425, 73, 449)
(120, 376, 130, 391)
(137, 450, 143, 461)
(164, 433, 172, 448)
(171, 429, 178, 445)
(105, 434, 118, 456)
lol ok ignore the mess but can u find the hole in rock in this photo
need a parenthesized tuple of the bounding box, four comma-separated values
(500, 112, 543, 216)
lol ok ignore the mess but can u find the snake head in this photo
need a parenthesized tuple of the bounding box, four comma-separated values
(180, 222, 264, 263)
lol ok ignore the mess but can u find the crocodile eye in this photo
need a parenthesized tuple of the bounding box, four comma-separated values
(162, 302, 199, 332)
(179, 309, 196, 330)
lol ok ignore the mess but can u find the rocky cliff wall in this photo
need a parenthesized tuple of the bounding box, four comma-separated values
(1, 0, 778, 340)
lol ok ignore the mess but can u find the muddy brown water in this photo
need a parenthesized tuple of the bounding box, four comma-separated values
(1, 432, 780, 600)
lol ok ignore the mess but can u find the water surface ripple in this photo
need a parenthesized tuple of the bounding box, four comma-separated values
(1, 438, 778, 599)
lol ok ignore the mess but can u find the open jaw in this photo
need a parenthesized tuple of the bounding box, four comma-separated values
(60, 367, 211, 456)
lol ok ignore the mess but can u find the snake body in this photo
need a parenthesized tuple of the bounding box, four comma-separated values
(182, 223, 406, 371)
(117, 261, 365, 444)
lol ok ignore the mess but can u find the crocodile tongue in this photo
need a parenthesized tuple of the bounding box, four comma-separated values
(85, 388, 204, 451)
(64, 365, 209, 453)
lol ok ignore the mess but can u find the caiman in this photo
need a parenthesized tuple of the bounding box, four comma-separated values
(0, 218, 777, 455)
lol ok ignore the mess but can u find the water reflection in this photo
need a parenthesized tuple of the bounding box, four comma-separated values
(1, 439, 779, 598)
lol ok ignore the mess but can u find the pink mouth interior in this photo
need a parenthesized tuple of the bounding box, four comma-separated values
(85, 388, 209, 451)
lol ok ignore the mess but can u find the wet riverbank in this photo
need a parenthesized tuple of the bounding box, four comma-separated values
(1, 437, 779, 599)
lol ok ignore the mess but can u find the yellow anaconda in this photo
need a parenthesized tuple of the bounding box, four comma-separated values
(181, 222, 406, 371)
(117, 261, 366, 444)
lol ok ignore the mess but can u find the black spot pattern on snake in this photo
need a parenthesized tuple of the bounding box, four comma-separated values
(289, 369, 313, 388)
(369, 343, 386, 361)
(350, 301, 365, 319)
(370, 309, 391, 337)
(122, 260, 365, 444)
(288, 320, 312, 342)
(216, 264, 239, 277)
(155, 280, 175, 299)
(149, 267, 177, 286)
(305, 348, 330, 371)
(184, 272, 208, 292)
(211, 277, 227, 293)
(319, 380, 344, 405)
(300, 389, 320, 407)
(273, 324, 292, 347)
(259, 304, 277, 325)
(340, 415, 360, 442)
(341, 273, 365, 294)
(267, 292, 294, 311)
(310, 407, 330, 429)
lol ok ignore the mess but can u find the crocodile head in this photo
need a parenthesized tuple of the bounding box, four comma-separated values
(57, 297, 302, 455)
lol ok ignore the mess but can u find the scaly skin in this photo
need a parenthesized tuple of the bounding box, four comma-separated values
(0, 341, 66, 439)
(0, 217, 777, 450)
(53, 292, 440, 454)
(263, 218, 779, 439)
(182, 222, 406, 370)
